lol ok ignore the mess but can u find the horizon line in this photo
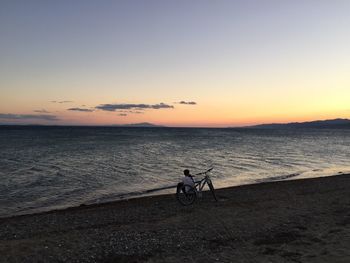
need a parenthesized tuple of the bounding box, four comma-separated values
(0, 117, 349, 129)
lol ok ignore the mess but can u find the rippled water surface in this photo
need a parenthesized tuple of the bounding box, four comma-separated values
(1, 126, 349, 217)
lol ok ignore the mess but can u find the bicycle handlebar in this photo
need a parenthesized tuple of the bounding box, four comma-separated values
(194, 167, 213, 176)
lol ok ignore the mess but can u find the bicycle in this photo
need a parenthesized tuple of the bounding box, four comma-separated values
(176, 168, 218, 205)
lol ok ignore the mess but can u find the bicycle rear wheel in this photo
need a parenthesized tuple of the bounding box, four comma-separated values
(208, 181, 218, 201)
(176, 183, 197, 206)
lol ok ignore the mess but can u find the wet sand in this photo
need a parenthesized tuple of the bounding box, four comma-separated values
(0, 174, 349, 262)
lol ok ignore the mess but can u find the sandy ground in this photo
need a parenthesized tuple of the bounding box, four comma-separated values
(0, 174, 349, 263)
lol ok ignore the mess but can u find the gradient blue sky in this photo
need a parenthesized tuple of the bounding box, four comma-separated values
(1, 0, 349, 126)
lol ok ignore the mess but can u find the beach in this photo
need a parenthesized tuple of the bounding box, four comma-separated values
(0, 174, 349, 263)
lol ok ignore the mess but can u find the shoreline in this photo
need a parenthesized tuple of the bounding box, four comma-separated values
(2, 171, 348, 220)
(1, 174, 349, 262)
(1, 172, 347, 220)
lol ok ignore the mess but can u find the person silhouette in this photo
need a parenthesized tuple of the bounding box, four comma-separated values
(182, 169, 194, 187)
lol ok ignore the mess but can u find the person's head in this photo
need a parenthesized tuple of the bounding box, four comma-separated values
(183, 169, 190, 176)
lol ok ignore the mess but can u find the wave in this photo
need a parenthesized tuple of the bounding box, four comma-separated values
(255, 172, 301, 183)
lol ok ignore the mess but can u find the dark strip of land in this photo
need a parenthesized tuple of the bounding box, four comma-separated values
(1, 174, 349, 262)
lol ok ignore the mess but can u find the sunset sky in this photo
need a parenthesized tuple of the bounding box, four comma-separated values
(1, 0, 349, 127)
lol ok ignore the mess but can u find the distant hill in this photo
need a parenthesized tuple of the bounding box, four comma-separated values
(0, 122, 165, 128)
(112, 122, 165, 127)
(244, 118, 350, 129)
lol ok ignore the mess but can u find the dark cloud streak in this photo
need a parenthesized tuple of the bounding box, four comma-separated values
(96, 103, 174, 112)
(34, 109, 50, 113)
(67, 108, 94, 112)
(178, 101, 197, 105)
(0, 113, 59, 121)
(51, 100, 73, 104)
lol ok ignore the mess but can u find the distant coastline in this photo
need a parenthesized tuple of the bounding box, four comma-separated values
(0, 122, 165, 128)
(239, 118, 350, 129)
(1, 118, 350, 129)
(110, 122, 165, 128)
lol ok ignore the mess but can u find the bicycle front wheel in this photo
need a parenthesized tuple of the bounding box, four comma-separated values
(176, 183, 197, 206)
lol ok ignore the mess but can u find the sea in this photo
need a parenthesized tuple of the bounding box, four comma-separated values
(0, 126, 349, 217)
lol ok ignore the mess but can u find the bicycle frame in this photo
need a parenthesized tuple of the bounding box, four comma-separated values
(194, 176, 209, 193)
(192, 169, 213, 195)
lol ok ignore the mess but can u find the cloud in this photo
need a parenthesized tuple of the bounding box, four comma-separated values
(96, 102, 174, 111)
(67, 108, 94, 112)
(0, 113, 59, 121)
(34, 109, 50, 113)
(121, 110, 144, 114)
(177, 101, 197, 105)
(51, 100, 73, 104)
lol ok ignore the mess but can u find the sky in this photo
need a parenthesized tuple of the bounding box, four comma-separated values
(1, 0, 349, 127)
